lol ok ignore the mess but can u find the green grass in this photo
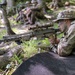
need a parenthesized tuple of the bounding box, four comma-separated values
(12, 54, 22, 64)
(0, 29, 6, 39)
(9, 14, 22, 26)
(22, 38, 50, 58)
(22, 40, 39, 58)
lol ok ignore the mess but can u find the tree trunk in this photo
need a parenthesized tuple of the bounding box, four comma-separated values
(6, 0, 15, 14)
(37, 0, 49, 13)
(1, 7, 22, 44)
(1, 8, 15, 35)
(50, 0, 63, 10)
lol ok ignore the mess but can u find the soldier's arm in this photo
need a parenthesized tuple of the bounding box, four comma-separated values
(57, 24, 75, 56)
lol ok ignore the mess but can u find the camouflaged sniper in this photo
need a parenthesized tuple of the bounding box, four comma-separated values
(54, 10, 75, 56)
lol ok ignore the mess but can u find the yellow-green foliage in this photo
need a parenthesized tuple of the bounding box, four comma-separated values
(9, 14, 21, 26)
(22, 40, 38, 58)
(41, 38, 50, 46)
(22, 38, 50, 58)
(0, 29, 6, 39)
(69, 0, 75, 5)
(12, 54, 22, 64)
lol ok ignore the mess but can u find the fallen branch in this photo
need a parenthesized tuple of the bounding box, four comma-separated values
(0, 46, 22, 68)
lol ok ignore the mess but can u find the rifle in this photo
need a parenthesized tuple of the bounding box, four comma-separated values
(0, 23, 60, 44)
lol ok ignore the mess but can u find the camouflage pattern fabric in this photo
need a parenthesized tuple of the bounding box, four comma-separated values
(54, 10, 75, 22)
(57, 21, 75, 56)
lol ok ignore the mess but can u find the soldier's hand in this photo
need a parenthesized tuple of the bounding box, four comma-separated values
(49, 34, 56, 45)
(49, 34, 59, 45)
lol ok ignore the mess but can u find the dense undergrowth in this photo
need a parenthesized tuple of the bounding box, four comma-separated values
(0, 0, 75, 74)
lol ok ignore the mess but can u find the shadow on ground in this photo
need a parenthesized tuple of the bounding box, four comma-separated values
(12, 52, 75, 75)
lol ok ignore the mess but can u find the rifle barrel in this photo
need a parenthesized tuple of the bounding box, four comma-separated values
(0, 28, 60, 43)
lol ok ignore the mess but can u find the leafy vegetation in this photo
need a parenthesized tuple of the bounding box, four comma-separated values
(22, 38, 50, 58)
(0, 29, 6, 39)
(22, 40, 38, 58)
(69, 0, 75, 5)
(0, 0, 75, 74)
